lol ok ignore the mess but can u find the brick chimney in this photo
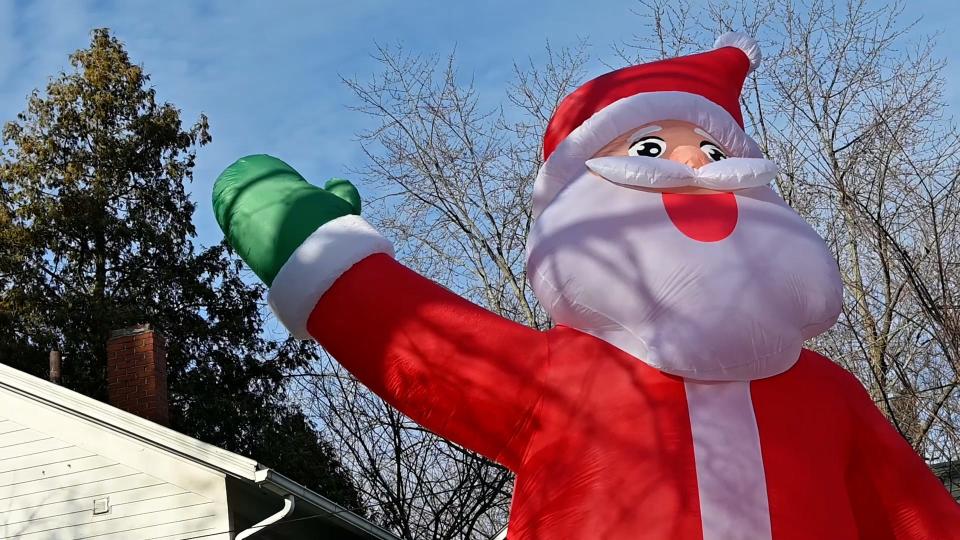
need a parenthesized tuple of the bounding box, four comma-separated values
(106, 324, 170, 426)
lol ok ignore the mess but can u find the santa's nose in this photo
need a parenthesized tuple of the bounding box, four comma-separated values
(668, 145, 710, 169)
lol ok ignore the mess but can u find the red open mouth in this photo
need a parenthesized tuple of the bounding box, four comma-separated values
(662, 192, 738, 242)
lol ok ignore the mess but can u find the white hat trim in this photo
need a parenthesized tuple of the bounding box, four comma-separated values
(532, 90, 764, 217)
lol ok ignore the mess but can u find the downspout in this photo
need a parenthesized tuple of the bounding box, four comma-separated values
(235, 493, 296, 540)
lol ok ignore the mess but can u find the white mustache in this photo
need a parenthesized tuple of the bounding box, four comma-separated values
(584, 156, 779, 190)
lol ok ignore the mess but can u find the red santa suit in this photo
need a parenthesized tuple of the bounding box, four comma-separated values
(307, 253, 960, 540)
(245, 33, 960, 539)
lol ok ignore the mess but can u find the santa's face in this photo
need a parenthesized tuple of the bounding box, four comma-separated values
(593, 119, 727, 172)
(526, 120, 842, 381)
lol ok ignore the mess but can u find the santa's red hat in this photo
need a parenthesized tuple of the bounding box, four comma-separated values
(533, 32, 763, 216)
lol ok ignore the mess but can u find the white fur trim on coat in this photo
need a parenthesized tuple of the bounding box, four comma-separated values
(533, 91, 764, 217)
(268, 214, 394, 339)
(714, 32, 762, 72)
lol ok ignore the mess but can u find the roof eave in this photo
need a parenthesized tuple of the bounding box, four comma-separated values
(0, 363, 260, 478)
(254, 468, 399, 540)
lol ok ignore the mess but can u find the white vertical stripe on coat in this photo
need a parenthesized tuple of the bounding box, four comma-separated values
(684, 380, 772, 540)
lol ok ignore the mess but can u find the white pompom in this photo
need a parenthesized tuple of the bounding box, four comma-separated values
(714, 32, 761, 73)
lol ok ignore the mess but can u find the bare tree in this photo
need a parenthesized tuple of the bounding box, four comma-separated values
(616, 0, 960, 463)
(289, 43, 588, 539)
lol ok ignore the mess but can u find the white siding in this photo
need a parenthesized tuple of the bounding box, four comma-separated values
(0, 404, 232, 540)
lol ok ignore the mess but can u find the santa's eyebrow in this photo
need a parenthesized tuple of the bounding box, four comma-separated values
(694, 128, 720, 145)
(629, 125, 662, 141)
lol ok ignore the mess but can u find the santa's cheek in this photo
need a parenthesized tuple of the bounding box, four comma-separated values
(661, 192, 738, 242)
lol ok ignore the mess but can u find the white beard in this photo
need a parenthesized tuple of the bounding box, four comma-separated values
(526, 164, 843, 381)
(585, 155, 779, 191)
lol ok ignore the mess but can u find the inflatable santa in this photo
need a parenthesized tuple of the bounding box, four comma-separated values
(213, 33, 960, 539)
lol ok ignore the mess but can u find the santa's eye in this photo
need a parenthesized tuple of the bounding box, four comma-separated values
(628, 137, 666, 158)
(699, 141, 727, 161)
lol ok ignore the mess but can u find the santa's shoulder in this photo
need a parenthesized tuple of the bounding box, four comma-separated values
(769, 348, 877, 409)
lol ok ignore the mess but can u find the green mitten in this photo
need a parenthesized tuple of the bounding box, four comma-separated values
(213, 154, 393, 338)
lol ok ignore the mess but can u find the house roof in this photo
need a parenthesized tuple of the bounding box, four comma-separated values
(0, 362, 398, 540)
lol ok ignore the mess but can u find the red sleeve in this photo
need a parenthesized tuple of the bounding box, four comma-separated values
(842, 369, 960, 539)
(306, 253, 548, 470)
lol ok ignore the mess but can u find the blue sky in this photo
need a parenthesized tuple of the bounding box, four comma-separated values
(1, 0, 958, 250)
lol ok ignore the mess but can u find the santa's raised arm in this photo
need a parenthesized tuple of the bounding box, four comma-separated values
(213, 33, 960, 540)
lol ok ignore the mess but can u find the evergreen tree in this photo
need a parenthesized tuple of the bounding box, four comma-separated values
(0, 28, 361, 509)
